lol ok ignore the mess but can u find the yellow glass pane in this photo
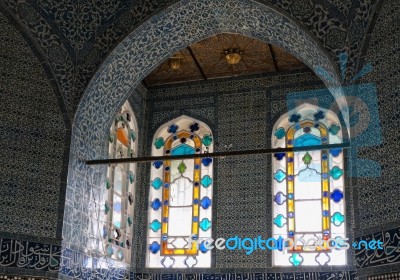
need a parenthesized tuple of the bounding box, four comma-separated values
(192, 222, 199, 234)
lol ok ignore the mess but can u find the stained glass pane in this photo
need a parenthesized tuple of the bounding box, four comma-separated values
(104, 101, 138, 263)
(147, 116, 213, 268)
(294, 133, 321, 147)
(272, 104, 346, 267)
(171, 144, 195, 155)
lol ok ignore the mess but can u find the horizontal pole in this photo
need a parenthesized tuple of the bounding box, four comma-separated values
(86, 143, 350, 165)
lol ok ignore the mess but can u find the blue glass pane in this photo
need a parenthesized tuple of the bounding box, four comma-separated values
(330, 166, 343, 180)
(274, 153, 285, 161)
(274, 192, 286, 205)
(189, 123, 199, 132)
(273, 214, 286, 227)
(330, 148, 342, 157)
(289, 113, 301, 123)
(199, 241, 209, 253)
(151, 178, 163, 190)
(202, 158, 212, 166)
(199, 218, 212, 231)
(201, 175, 213, 188)
(294, 134, 321, 147)
(274, 169, 286, 182)
(171, 144, 195, 156)
(151, 198, 162, 211)
(149, 241, 160, 253)
(330, 189, 344, 203)
(314, 111, 325, 121)
(289, 253, 303, 266)
(331, 212, 345, 226)
(200, 197, 212, 209)
(168, 124, 179, 134)
(149, 220, 162, 232)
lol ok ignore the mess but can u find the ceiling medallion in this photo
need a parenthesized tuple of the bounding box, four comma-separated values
(224, 48, 243, 65)
(168, 56, 183, 70)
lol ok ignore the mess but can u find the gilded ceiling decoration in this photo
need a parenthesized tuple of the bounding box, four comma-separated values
(144, 33, 308, 86)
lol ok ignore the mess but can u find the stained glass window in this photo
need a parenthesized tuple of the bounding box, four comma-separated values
(147, 116, 213, 268)
(272, 104, 346, 266)
(103, 101, 138, 263)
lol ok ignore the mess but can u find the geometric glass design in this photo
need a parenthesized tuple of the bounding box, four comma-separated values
(147, 116, 213, 268)
(272, 104, 346, 266)
(104, 101, 137, 263)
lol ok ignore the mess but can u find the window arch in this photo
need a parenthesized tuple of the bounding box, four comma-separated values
(147, 116, 214, 268)
(103, 101, 138, 263)
(272, 104, 346, 266)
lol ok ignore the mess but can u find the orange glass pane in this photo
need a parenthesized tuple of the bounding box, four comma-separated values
(116, 128, 129, 147)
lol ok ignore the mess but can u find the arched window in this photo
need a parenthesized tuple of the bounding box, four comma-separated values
(103, 101, 138, 263)
(272, 104, 346, 266)
(146, 116, 213, 268)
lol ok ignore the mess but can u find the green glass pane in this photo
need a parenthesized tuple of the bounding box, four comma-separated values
(106, 245, 113, 257)
(178, 162, 187, 174)
(329, 123, 341, 135)
(128, 171, 135, 184)
(199, 218, 212, 231)
(149, 220, 162, 232)
(106, 179, 111, 190)
(274, 127, 286, 139)
(154, 137, 165, 149)
(127, 216, 132, 227)
(117, 250, 124, 260)
(109, 134, 114, 143)
(105, 202, 110, 214)
(130, 130, 136, 142)
(302, 152, 312, 165)
(330, 166, 343, 180)
(201, 175, 213, 188)
(202, 135, 213, 146)
(273, 214, 286, 228)
(331, 212, 345, 226)
(289, 253, 303, 266)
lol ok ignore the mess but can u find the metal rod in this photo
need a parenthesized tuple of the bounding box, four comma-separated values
(86, 143, 350, 165)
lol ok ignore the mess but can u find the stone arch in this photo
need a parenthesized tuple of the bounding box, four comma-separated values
(62, 0, 349, 273)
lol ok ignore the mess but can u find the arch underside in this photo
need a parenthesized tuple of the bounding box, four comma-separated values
(63, 0, 349, 275)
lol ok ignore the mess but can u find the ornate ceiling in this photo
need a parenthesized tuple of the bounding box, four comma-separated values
(144, 33, 308, 86)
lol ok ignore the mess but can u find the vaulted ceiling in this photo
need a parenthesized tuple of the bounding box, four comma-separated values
(144, 33, 308, 86)
(0, 0, 382, 118)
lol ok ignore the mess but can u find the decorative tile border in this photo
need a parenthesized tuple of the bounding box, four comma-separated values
(0, 275, 50, 280)
(368, 272, 400, 280)
(0, 238, 60, 272)
(132, 272, 356, 280)
(355, 227, 400, 269)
